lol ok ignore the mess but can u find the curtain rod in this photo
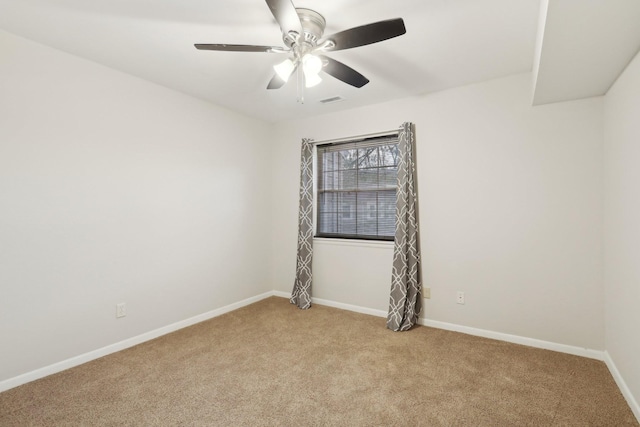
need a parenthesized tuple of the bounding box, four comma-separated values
(310, 128, 399, 146)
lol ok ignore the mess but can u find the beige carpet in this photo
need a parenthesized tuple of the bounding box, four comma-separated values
(0, 296, 637, 426)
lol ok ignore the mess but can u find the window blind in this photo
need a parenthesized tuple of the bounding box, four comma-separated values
(316, 134, 399, 241)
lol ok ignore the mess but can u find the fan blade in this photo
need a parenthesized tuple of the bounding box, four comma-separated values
(195, 44, 287, 53)
(320, 18, 406, 51)
(267, 74, 286, 90)
(265, 0, 302, 37)
(320, 55, 369, 88)
(267, 65, 298, 89)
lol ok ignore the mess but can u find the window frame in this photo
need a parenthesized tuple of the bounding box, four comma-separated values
(313, 131, 399, 242)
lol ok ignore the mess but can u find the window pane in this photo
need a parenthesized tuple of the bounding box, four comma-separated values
(318, 192, 337, 213)
(358, 147, 379, 168)
(356, 191, 377, 235)
(316, 135, 399, 240)
(379, 166, 397, 189)
(340, 169, 357, 190)
(337, 192, 356, 218)
(378, 190, 396, 237)
(379, 144, 399, 166)
(318, 212, 337, 234)
(339, 149, 358, 170)
(320, 171, 335, 190)
(357, 167, 378, 190)
(323, 151, 338, 172)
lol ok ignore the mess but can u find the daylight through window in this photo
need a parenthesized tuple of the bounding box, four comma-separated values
(316, 134, 399, 241)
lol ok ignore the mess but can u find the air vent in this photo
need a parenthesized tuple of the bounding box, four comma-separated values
(319, 96, 345, 104)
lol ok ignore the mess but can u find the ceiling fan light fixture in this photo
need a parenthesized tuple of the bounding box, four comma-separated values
(304, 71, 322, 88)
(302, 54, 323, 76)
(274, 58, 295, 81)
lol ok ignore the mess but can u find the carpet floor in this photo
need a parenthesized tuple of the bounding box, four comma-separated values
(0, 296, 637, 426)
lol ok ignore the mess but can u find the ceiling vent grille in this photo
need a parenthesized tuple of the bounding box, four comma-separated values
(319, 96, 345, 104)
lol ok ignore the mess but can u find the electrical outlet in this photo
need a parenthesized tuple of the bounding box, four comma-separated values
(423, 287, 431, 299)
(116, 303, 126, 318)
(456, 291, 465, 305)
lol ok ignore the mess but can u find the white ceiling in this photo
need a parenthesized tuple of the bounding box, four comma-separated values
(533, 0, 640, 105)
(1, 0, 639, 122)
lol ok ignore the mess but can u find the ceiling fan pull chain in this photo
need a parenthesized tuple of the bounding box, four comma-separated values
(297, 66, 305, 104)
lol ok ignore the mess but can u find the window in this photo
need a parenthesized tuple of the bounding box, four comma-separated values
(316, 134, 399, 241)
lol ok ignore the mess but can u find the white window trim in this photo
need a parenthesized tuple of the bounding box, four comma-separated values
(313, 236, 394, 249)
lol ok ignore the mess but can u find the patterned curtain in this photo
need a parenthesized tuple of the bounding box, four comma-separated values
(387, 123, 422, 331)
(290, 138, 314, 309)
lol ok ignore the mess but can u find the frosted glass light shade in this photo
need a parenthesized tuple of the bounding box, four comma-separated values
(273, 58, 295, 81)
(304, 72, 322, 88)
(302, 54, 322, 75)
(302, 54, 322, 88)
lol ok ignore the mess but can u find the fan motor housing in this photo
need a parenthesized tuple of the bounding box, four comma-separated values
(284, 8, 326, 47)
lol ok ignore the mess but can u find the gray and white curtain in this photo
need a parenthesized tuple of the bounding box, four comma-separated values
(290, 138, 314, 309)
(387, 122, 422, 331)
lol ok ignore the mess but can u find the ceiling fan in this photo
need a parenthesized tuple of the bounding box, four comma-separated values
(194, 0, 406, 91)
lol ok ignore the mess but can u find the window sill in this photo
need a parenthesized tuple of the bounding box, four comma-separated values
(313, 237, 394, 249)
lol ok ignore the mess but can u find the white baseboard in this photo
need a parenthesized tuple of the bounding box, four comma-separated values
(275, 291, 604, 360)
(604, 351, 640, 422)
(312, 297, 388, 318)
(0, 292, 275, 393)
(419, 318, 604, 360)
(272, 290, 389, 318)
(272, 290, 290, 299)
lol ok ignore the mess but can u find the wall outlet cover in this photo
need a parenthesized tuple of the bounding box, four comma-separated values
(116, 303, 127, 318)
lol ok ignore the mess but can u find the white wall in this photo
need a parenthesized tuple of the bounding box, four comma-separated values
(0, 30, 272, 382)
(272, 73, 604, 350)
(604, 49, 640, 415)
